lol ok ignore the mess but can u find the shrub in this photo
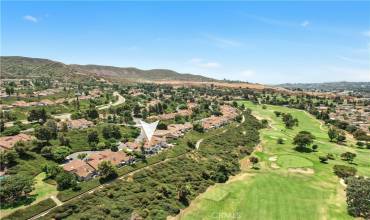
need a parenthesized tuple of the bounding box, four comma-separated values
(326, 153, 335, 160)
(277, 138, 284, 144)
(346, 176, 370, 218)
(333, 165, 357, 178)
(319, 156, 328, 163)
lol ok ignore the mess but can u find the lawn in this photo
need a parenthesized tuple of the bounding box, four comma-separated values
(175, 101, 369, 220)
(1, 172, 58, 218)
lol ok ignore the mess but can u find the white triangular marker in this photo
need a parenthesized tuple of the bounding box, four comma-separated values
(139, 120, 159, 142)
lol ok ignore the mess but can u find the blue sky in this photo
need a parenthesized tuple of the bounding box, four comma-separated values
(1, 1, 369, 84)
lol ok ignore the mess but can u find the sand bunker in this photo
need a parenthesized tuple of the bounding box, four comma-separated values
(288, 168, 314, 174)
(269, 156, 278, 161)
(271, 163, 280, 169)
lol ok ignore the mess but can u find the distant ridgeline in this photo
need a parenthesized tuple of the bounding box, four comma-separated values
(0, 56, 215, 83)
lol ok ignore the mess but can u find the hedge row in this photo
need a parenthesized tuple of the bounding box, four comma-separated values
(3, 198, 57, 220)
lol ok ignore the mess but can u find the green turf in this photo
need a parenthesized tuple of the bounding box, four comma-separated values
(178, 101, 369, 220)
(277, 155, 313, 168)
(1, 172, 57, 218)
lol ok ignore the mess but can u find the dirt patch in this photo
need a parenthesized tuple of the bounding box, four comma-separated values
(255, 144, 263, 152)
(288, 168, 314, 174)
(240, 157, 251, 170)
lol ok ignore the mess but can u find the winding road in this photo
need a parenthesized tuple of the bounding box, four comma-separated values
(97, 91, 125, 110)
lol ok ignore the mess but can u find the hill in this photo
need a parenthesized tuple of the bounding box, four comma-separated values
(0, 56, 214, 82)
(0, 56, 89, 81)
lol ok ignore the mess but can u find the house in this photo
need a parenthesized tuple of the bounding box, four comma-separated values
(86, 150, 132, 170)
(0, 134, 33, 150)
(153, 123, 192, 140)
(142, 136, 167, 154)
(12, 101, 30, 107)
(63, 159, 96, 180)
(122, 141, 141, 151)
(66, 119, 94, 129)
(201, 105, 238, 130)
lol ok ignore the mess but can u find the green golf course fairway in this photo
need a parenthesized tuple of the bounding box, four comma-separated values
(174, 101, 369, 220)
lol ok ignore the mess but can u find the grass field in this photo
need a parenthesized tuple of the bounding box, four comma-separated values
(174, 101, 369, 220)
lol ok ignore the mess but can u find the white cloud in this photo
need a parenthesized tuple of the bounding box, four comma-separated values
(301, 20, 310, 28)
(189, 58, 221, 69)
(23, 15, 38, 23)
(363, 30, 370, 37)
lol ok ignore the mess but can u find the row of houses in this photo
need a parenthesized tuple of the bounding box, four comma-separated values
(201, 105, 238, 130)
(63, 150, 134, 180)
(0, 89, 102, 110)
(58, 118, 95, 130)
(328, 104, 370, 135)
(121, 122, 193, 155)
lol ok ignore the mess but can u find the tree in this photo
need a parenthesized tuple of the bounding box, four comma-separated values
(277, 138, 284, 144)
(157, 122, 167, 130)
(282, 113, 298, 129)
(193, 122, 204, 133)
(261, 119, 268, 128)
(249, 156, 259, 169)
(274, 111, 282, 117)
(14, 141, 29, 157)
(45, 120, 58, 139)
(293, 131, 315, 150)
(5, 86, 15, 96)
(77, 153, 87, 160)
(35, 126, 53, 143)
(337, 133, 346, 143)
(0, 150, 18, 168)
(341, 152, 356, 163)
(312, 144, 318, 152)
(98, 160, 117, 180)
(0, 120, 4, 132)
(0, 175, 34, 204)
(346, 176, 370, 218)
(328, 128, 338, 142)
(326, 153, 335, 160)
(319, 156, 328, 163)
(59, 134, 70, 147)
(52, 146, 71, 162)
(87, 130, 100, 146)
(177, 184, 191, 205)
(86, 108, 99, 119)
(187, 140, 196, 149)
(102, 125, 121, 140)
(43, 164, 62, 179)
(28, 109, 48, 123)
(333, 165, 357, 178)
(55, 172, 77, 190)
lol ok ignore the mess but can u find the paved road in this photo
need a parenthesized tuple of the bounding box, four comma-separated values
(52, 113, 71, 121)
(97, 91, 125, 110)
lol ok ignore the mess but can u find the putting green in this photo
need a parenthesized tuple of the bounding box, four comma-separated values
(277, 155, 313, 168)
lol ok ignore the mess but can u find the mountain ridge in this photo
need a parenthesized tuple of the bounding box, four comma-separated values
(0, 56, 215, 82)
